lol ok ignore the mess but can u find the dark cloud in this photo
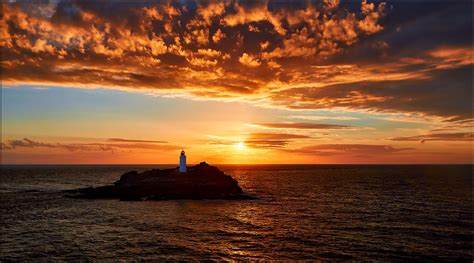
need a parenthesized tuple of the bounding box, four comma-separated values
(271, 65, 473, 120)
(1, 138, 180, 152)
(255, 122, 351, 129)
(86, 143, 181, 151)
(8, 138, 56, 149)
(390, 132, 473, 143)
(246, 133, 311, 140)
(329, 2, 472, 65)
(282, 144, 414, 156)
(1, 143, 13, 150)
(245, 132, 313, 148)
(245, 140, 289, 148)
(107, 138, 168, 143)
(206, 132, 312, 149)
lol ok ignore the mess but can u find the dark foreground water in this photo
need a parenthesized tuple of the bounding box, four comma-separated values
(1, 164, 472, 261)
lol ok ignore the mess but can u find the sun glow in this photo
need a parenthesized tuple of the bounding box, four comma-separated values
(235, 142, 246, 150)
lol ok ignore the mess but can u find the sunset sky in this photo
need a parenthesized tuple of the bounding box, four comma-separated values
(1, 0, 472, 164)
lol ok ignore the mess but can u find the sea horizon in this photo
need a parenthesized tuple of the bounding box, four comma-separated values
(2, 163, 473, 166)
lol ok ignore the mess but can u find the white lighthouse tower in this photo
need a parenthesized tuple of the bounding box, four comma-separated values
(179, 150, 187, 173)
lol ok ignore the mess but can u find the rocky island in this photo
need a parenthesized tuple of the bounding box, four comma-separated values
(65, 162, 255, 201)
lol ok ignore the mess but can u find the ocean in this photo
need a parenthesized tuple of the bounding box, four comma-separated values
(1, 164, 472, 261)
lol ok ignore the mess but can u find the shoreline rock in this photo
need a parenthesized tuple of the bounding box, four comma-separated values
(64, 162, 256, 201)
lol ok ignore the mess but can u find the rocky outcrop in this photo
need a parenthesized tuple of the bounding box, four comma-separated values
(65, 162, 255, 201)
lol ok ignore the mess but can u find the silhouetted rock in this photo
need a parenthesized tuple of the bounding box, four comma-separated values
(65, 162, 256, 201)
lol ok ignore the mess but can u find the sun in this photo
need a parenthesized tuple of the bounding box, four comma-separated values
(235, 142, 246, 150)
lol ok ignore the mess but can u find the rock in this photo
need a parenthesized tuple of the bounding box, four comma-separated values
(65, 163, 256, 201)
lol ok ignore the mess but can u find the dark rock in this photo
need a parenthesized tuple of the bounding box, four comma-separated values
(65, 163, 256, 201)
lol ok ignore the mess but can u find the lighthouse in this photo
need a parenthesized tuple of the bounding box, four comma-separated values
(179, 150, 187, 173)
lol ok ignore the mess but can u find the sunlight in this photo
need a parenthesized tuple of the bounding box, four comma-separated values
(235, 142, 246, 150)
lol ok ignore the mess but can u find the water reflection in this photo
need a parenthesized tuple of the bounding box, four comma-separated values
(1, 165, 472, 261)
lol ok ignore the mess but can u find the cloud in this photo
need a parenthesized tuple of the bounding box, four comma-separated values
(1, 0, 472, 123)
(1, 138, 180, 152)
(238, 53, 261, 67)
(1, 1, 387, 94)
(107, 138, 168, 143)
(90, 143, 180, 151)
(245, 140, 290, 148)
(246, 133, 313, 148)
(288, 115, 359, 121)
(390, 132, 473, 143)
(207, 139, 289, 148)
(221, 1, 286, 35)
(212, 28, 226, 43)
(254, 122, 352, 129)
(357, 0, 386, 34)
(246, 133, 311, 140)
(270, 65, 473, 121)
(206, 132, 312, 149)
(282, 144, 413, 156)
(1, 143, 13, 150)
(8, 138, 56, 149)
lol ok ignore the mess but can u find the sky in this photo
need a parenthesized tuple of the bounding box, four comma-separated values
(1, 0, 473, 164)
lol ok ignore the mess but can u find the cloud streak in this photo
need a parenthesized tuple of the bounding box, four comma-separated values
(390, 132, 473, 143)
(254, 122, 351, 129)
(270, 65, 473, 120)
(282, 144, 414, 157)
(1, 138, 180, 152)
(246, 133, 311, 140)
(206, 132, 312, 149)
(107, 138, 168, 143)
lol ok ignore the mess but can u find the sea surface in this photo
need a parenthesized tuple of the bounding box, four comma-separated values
(1, 164, 472, 261)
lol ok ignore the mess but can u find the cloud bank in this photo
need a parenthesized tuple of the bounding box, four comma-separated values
(1, 138, 180, 152)
(1, 0, 472, 122)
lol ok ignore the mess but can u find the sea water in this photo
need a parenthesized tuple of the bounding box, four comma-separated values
(1, 164, 472, 261)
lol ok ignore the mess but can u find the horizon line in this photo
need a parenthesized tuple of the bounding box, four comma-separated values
(1, 163, 473, 166)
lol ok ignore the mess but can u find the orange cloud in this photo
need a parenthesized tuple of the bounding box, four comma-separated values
(212, 28, 226, 43)
(254, 122, 351, 129)
(358, 0, 386, 34)
(222, 1, 286, 35)
(239, 53, 261, 67)
(1, 1, 472, 123)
